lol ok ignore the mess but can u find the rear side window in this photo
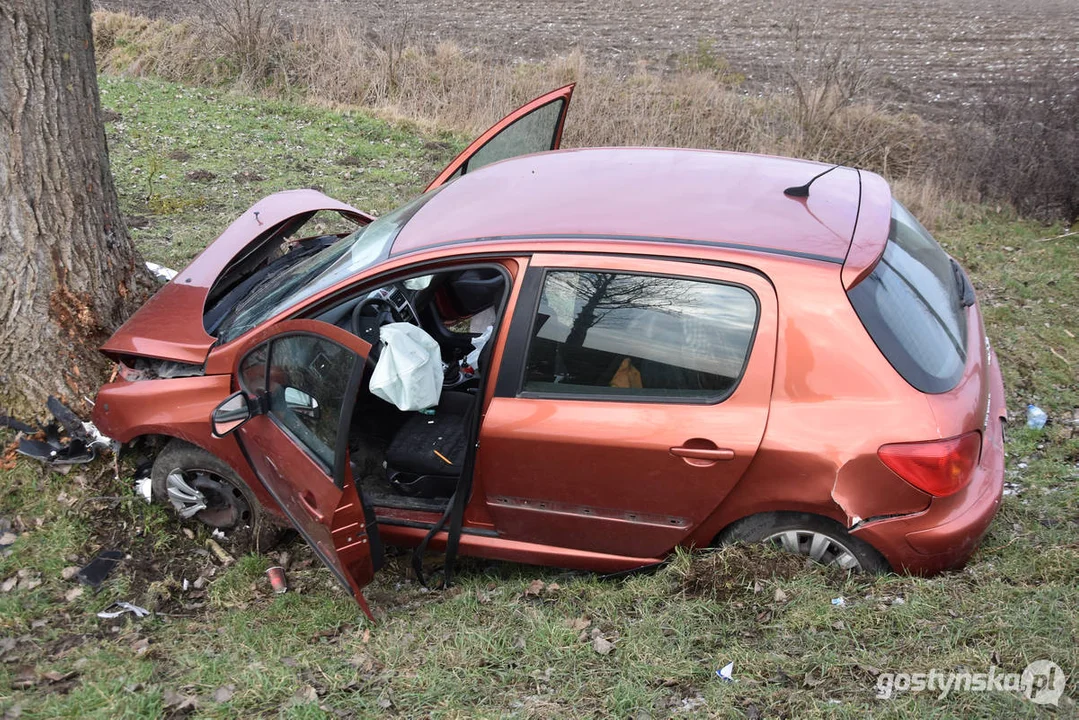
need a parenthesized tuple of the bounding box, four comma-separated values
(848, 201, 968, 393)
(522, 270, 758, 401)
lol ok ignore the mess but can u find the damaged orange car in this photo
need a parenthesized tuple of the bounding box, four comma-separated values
(91, 85, 1007, 615)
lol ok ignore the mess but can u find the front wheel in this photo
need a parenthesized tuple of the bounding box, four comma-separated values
(718, 512, 889, 573)
(151, 439, 280, 552)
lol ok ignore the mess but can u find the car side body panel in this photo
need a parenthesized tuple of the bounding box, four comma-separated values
(679, 253, 937, 549)
(472, 253, 778, 558)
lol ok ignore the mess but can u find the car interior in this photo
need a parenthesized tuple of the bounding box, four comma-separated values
(313, 264, 510, 513)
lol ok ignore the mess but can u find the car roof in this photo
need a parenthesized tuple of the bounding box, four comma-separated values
(391, 147, 866, 264)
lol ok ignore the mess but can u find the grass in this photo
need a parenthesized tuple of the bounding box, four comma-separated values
(99, 74, 462, 269)
(0, 74, 1076, 718)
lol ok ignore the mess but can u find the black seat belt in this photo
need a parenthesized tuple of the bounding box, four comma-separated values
(411, 275, 506, 588)
(411, 392, 480, 588)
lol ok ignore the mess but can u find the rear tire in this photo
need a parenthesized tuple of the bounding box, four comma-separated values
(151, 439, 280, 552)
(718, 512, 889, 573)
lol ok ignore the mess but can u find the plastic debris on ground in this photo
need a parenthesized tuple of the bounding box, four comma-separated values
(97, 601, 151, 619)
(145, 261, 178, 282)
(831, 596, 847, 607)
(76, 550, 124, 588)
(12, 396, 115, 466)
(716, 661, 735, 682)
(1026, 404, 1048, 429)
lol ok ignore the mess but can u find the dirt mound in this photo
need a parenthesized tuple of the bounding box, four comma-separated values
(675, 544, 839, 601)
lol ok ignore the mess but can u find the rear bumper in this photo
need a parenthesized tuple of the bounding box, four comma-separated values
(852, 356, 1007, 575)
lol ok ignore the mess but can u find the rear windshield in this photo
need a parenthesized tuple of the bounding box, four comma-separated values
(847, 201, 968, 393)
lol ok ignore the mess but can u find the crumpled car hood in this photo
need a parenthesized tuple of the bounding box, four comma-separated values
(101, 189, 371, 365)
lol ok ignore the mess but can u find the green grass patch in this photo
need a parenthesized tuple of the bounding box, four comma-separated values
(98, 74, 463, 270)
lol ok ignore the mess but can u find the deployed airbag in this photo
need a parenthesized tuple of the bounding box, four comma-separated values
(369, 323, 443, 411)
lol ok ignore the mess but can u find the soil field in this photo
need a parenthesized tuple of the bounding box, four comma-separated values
(99, 0, 1079, 118)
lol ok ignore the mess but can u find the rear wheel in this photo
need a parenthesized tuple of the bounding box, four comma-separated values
(151, 439, 279, 552)
(718, 512, 889, 573)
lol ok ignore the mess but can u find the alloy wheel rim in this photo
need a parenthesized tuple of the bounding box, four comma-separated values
(763, 529, 862, 570)
(164, 467, 250, 529)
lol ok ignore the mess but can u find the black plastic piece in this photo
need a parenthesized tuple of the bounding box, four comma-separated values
(783, 164, 842, 198)
(16, 438, 94, 465)
(77, 550, 124, 588)
(12, 396, 98, 465)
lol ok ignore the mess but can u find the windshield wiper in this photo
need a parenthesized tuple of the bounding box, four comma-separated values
(207, 242, 330, 335)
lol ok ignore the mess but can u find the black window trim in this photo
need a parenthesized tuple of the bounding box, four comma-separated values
(237, 330, 367, 489)
(500, 265, 761, 406)
(389, 232, 842, 264)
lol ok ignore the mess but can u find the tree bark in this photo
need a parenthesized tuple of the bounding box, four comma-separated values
(0, 0, 153, 420)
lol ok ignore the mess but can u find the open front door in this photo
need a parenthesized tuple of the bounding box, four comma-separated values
(215, 319, 382, 618)
(425, 84, 575, 191)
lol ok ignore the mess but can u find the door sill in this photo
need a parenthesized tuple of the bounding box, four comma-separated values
(376, 515, 498, 538)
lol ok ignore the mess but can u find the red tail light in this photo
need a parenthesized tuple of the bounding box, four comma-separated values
(877, 431, 982, 497)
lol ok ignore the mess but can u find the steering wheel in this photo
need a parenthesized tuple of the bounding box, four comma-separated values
(350, 295, 400, 365)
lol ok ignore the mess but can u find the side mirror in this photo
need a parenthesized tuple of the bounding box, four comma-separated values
(283, 387, 320, 420)
(211, 391, 252, 437)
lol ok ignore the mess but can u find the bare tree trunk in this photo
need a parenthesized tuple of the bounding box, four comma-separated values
(0, 0, 153, 421)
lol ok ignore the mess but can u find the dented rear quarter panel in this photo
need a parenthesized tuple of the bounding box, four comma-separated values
(684, 252, 935, 548)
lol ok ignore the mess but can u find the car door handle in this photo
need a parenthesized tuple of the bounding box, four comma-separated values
(300, 491, 326, 522)
(670, 446, 735, 461)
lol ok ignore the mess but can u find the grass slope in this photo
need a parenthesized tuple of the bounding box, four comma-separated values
(0, 75, 1076, 718)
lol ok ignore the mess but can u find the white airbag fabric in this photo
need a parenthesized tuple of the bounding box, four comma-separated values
(369, 323, 443, 411)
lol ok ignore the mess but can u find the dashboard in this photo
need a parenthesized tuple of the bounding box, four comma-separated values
(364, 284, 419, 325)
(315, 281, 420, 332)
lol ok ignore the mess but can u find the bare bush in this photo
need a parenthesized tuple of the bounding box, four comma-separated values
(954, 72, 1079, 223)
(772, 10, 878, 148)
(193, 0, 282, 84)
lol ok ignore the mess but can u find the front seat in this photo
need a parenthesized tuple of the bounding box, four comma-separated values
(447, 268, 505, 316)
(383, 391, 473, 498)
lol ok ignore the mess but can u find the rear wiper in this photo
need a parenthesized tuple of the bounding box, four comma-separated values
(950, 258, 976, 308)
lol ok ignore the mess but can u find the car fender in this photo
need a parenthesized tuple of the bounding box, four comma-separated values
(91, 375, 283, 519)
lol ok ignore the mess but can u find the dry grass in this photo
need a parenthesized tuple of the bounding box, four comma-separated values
(90, 5, 1078, 225)
(91, 11, 934, 181)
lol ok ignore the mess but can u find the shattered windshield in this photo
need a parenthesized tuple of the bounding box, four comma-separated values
(216, 190, 438, 343)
